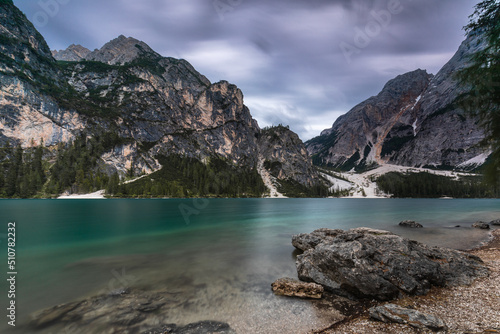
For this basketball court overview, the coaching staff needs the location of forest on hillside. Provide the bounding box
[376,171,499,198]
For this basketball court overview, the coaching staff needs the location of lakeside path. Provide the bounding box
[316,228,500,334]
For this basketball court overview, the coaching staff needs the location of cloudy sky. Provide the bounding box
[14,0,478,140]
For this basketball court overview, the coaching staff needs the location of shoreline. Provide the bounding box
[316,228,500,333]
[57,190,106,199]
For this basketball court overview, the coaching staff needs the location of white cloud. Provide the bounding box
[181,40,271,83]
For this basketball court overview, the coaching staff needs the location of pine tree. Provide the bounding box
[457,0,500,187]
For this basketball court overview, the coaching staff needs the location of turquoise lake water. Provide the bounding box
[0,199,499,333]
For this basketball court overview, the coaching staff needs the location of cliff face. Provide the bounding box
[0,3,85,147]
[307,34,487,170]
[0,2,319,190]
[258,126,318,187]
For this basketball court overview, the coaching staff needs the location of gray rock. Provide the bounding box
[294,228,489,301]
[30,289,237,333]
[142,321,236,334]
[52,44,91,61]
[370,304,447,331]
[292,228,344,251]
[399,220,423,228]
[271,277,324,299]
[472,221,490,229]
[84,35,159,65]
[258,126,320,187]
[490,219,500,226]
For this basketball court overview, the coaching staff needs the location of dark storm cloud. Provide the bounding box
[14,0,478,140]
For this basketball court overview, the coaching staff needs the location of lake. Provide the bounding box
[0,199,499,333]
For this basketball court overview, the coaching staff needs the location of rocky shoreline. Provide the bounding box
[309,228,500,334]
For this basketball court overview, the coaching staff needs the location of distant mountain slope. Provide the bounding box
[0,1,322,197]
[307,34,487,170]
[52,44,91,61]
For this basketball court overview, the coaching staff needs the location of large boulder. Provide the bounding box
[294,228,488,301]
[490,219,500,226]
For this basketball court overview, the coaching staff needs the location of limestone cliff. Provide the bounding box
[0,1,320,192]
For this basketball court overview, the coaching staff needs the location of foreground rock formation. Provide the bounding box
[293,228,489,301]
[328,228,500,334]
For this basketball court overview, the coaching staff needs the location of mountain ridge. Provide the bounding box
[0,2,323,197]
[307,33,488,171]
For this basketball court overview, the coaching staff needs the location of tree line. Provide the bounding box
[376,172,499,198]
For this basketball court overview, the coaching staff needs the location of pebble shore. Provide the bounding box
[315,228,500,334]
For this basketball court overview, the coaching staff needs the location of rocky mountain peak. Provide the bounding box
[378,69,432,101]
[85,35,159,65]
[52,44,91,61]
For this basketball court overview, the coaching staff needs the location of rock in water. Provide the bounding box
[142,321,235,334]
[30,289,236,333]
[370,304,447,331]
[293,228,488,300]
[472,221,490,229]
[271,277,324,299]
[399,220,423,228]
[490,219,500,226]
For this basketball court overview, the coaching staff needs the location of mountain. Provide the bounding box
[52,44,91,61]
[0,1,321,197]
[307,34,487,170]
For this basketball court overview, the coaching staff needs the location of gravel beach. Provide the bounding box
[316,228,500,334]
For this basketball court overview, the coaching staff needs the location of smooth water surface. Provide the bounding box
[0,199,498,333]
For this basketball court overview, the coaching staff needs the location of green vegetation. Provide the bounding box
[45,133,130,195]
[0,133,135,198]
[117,155,267,198]
[0,0,14,6]
[0,143,45,198]
[456,0,500,188]
[376,172,499,198]
[275,177,329,198]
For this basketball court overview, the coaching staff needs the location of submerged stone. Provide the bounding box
[399,220,423,228]
[472,221,490,229]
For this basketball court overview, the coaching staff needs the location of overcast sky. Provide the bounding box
[14,0,478,140]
